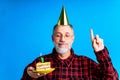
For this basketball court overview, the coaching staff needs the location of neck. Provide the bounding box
[58,51,71,60]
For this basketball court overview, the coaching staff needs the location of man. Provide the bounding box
[21,7,118,80]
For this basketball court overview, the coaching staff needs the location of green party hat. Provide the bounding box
[57,6,69,25]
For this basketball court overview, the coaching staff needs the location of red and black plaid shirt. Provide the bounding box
[21,47,118,80]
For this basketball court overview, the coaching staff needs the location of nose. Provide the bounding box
[60,36,65,41]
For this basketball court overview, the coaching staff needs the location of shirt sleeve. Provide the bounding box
[95,47,119,80]
[21,60,38,80]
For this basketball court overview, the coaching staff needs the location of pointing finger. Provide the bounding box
[90,29,94,41]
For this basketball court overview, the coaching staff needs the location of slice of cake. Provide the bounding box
[36,62,50,71]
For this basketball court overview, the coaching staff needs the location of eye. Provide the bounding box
[55,34,61,37]
[56,34,60,37]
[65,34,71,37]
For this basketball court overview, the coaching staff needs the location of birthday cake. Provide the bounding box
[33,57,55,74]
[36,62,51,71]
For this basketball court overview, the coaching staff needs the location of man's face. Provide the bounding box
[52,25,74,54]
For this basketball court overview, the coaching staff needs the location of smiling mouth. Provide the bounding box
[58,43,67,47]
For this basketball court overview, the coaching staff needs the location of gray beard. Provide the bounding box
[54,42,72,54]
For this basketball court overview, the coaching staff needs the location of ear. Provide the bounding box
[72,35,75,41]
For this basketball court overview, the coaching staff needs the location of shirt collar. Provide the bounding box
[52,48,75,67]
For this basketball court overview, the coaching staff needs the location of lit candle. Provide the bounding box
[40,52,44,63]
[41,57,44,63]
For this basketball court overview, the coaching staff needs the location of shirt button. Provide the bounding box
[62,72,65,75]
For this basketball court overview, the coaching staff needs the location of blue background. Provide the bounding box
[0,0,120,80]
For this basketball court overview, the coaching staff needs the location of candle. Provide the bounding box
[41,57,44,63]
[40,52,44,63]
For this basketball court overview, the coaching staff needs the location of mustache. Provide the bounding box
[58,42,67,45]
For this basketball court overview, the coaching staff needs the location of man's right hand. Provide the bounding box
[27,66,45,78]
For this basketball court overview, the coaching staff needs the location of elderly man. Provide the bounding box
[21,7,118,80]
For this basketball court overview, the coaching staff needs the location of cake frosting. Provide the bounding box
[36,62,50,71]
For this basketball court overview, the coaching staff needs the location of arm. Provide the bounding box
[21,58,45,80]
[21,64,38,80]
[95,47,118,80]
[90,29,119,80]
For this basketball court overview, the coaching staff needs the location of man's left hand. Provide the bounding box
[90,29,104,52]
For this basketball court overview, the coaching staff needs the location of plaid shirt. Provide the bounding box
[21,47,118,80]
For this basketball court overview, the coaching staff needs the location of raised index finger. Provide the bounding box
[90,29,94,41]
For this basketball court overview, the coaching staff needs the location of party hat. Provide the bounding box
[57,6,69,25]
